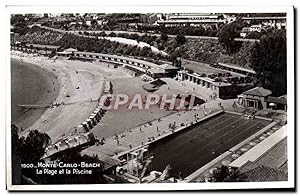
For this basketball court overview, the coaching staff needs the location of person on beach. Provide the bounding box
[114,134,119,140]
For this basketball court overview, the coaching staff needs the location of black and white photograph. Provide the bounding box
[5,5,295,191]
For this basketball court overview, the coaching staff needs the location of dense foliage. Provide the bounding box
[211,165,247,182]
[218,20,246,54]
[12,125,51,163]
[54,33,163,59]
[11,15,29,35]
[250,29,287,96]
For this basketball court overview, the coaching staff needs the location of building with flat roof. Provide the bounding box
[140,13,158,24]
[211,62,256,77]
[157,13,225,27]
[240,24,263,38]
[241,16,286,30]
[177,70,253,99]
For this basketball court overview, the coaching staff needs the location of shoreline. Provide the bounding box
[10,50,131,142]
[11,56,61,129]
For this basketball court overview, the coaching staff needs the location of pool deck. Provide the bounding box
[229,125,287,168]
[82,99,224,158]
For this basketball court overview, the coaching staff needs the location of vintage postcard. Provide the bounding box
[6,5,295,191]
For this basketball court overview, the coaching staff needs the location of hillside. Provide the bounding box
[16,27,254,68]
[17,27,64,45]
[176,39,254,68]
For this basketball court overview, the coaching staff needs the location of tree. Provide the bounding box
[218,21,244,54]
[11,16,28,35]
[211,166,246,182]
[90,19,98,26]
[108,32,117,37]
[247,31,262,39]
[175,34,186,46]
[250,29,286,96]
[17,129,51,163]
[161,33,168,43]
[140,46,152,57]
[11,125,51,184]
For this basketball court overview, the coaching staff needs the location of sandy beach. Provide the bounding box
[11,51,132,142]
[11,58,60,127]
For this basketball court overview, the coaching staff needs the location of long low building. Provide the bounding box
[11,43,61,54]
[157,19,226,27]
[213,62,256,77]
[11,44,179,78]
[57,50,179,78]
